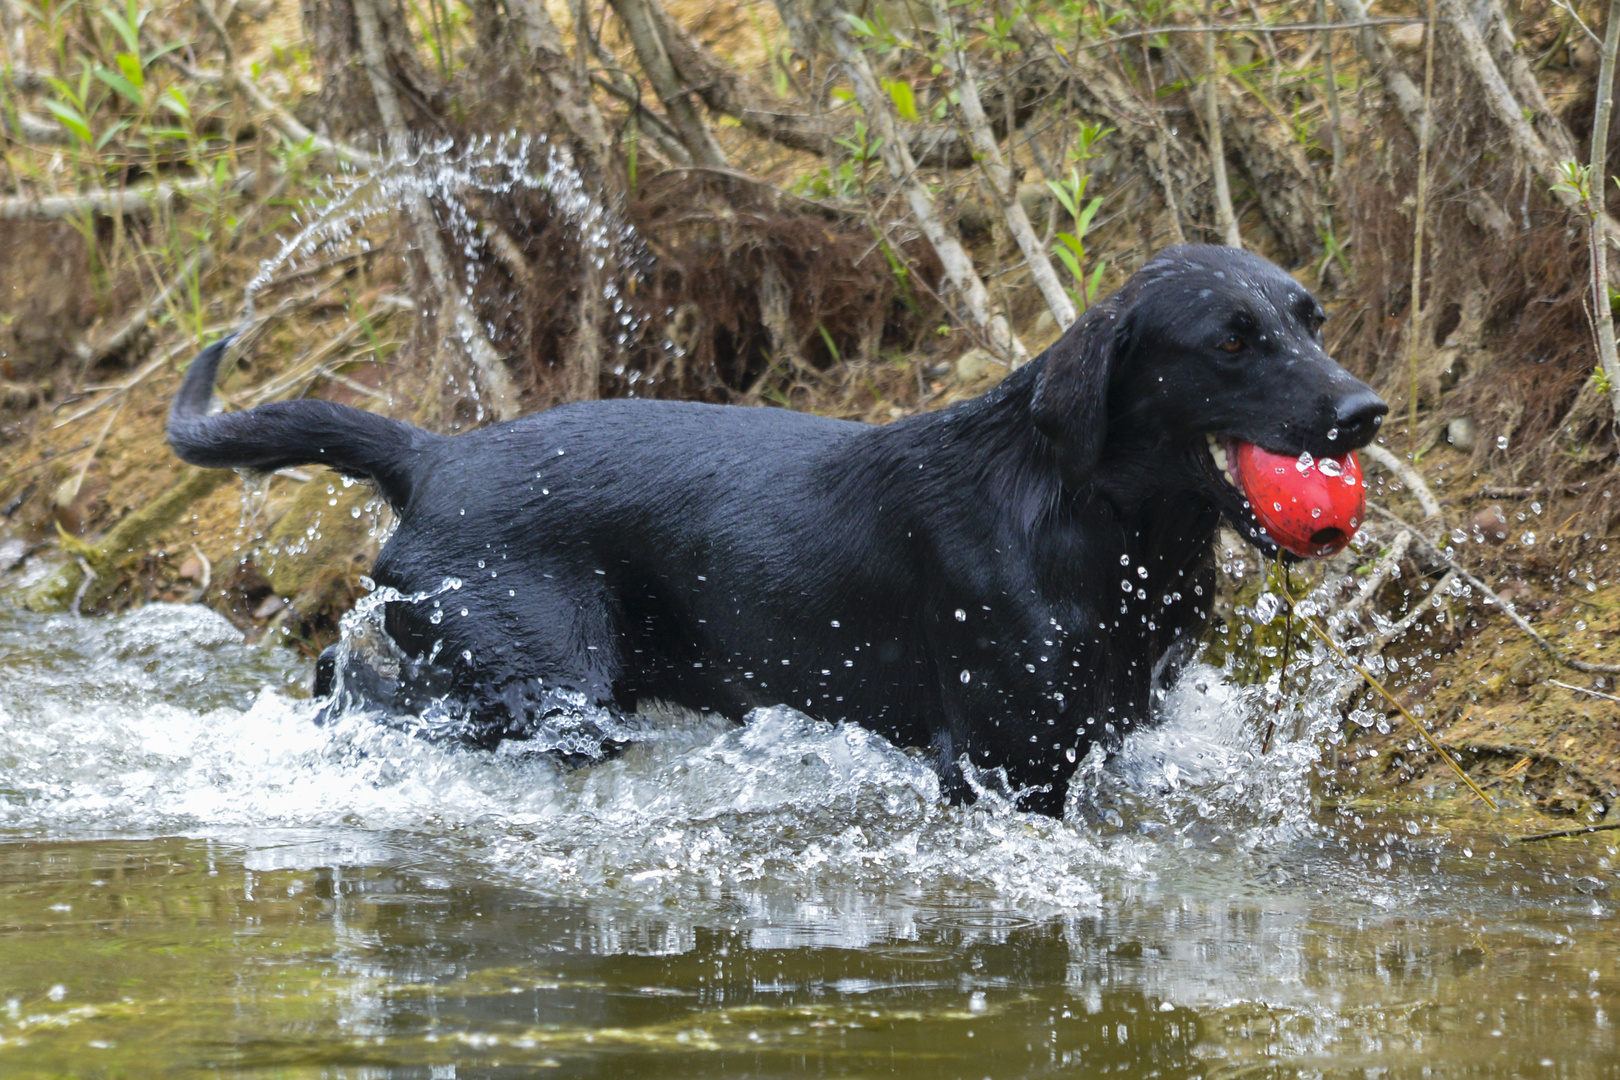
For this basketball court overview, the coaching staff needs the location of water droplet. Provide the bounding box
[954,609,967,622]
[960,669,971,683]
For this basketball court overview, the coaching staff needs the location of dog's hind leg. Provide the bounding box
[359,566,638,750]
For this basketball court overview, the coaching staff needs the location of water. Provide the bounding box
[1,601,1618,1077]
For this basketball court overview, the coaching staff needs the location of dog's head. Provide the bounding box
[1030,244,1387,552]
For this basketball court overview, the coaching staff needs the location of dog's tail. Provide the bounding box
[167,337,437,510]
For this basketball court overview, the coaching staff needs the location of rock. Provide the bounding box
[1017,181,1054,221]
[253,594,287,621]
[1473,505,1509,544]
[0,538,25,573]
[1446,416,1477,452]
[1508,655,1539,687]
[1388,23,1426,53]
[261,479,380,614]
[954,348,995,384]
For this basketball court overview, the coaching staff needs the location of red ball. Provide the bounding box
[1231,442,1365,558]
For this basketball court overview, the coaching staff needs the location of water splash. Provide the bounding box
[240,134,650,371]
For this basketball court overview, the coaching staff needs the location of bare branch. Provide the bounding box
[352,0,519,419]
[1204,0,1241,248]
[930,0,1074,329]
[823,3,1024,363]
[1587,0,1620,432]
[0,172,252,221]
[607,0,728,168]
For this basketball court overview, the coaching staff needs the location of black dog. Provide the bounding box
[168,245,1385,816]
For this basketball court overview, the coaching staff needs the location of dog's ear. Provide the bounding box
[1029,297,1127,488]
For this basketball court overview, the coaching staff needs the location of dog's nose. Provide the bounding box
[1330,389,1388,448]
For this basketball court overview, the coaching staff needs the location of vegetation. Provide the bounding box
[3,0,1620,817]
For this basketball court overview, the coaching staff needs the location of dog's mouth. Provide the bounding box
[1193,434,1364,558]
[1195,434,1277,554]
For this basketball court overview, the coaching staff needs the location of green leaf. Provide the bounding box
[816,322,843,364]
[115,51,144,91]
[1055,232,1086,259]
[94,65,143,107]
[884,78,919,123]
[1052,244,1083,284]
[842,11,875,36]
[142,41,185,67]
[44,99,92,144]
[160,85,189,117]
[1086,259,1108,302]
[93,117,129,150]
[1074,195,1104,238]
[1045,178,1077,219]
[100,4,139,53]
[44,75,81,109]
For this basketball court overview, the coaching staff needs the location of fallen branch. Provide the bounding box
[1203,0,1242,247]
[508,0,614,167]
[1437,0,1600,222]
[1477,0,1580,165]
[1361,442,1443,519]
[0,105,67,144]
[213,65,376,168]
[607,0,728,169]
[0,171,251,221]
[1082,16,1429,46]
[1513,821,1620,842]
[1549,678,1620,704]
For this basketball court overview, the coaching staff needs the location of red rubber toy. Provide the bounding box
[1230,442,1365,558]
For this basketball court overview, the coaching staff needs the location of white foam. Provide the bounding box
[0,604,1353,919]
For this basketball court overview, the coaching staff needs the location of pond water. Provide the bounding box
[0,601,1616,1078]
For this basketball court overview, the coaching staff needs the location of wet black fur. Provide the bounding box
[169,245,1385,816]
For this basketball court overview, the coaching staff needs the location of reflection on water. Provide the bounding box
[0,602,1617,1077]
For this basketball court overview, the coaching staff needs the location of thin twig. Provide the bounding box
[1361,442,1443,519]
[74,248,211,366]
[1586,0,1620,434]
[1406,0,1437,449]
[1546,0,1603,47]
[1549,679,1620,704]
[1513,822,1620,842]
[0,442,92,486]
[1082,16,1428,48]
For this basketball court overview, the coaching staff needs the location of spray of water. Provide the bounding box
[0,578,1367,920]
[240,134,649,370]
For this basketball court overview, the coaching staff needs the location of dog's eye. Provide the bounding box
[1217,335,1244,354]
